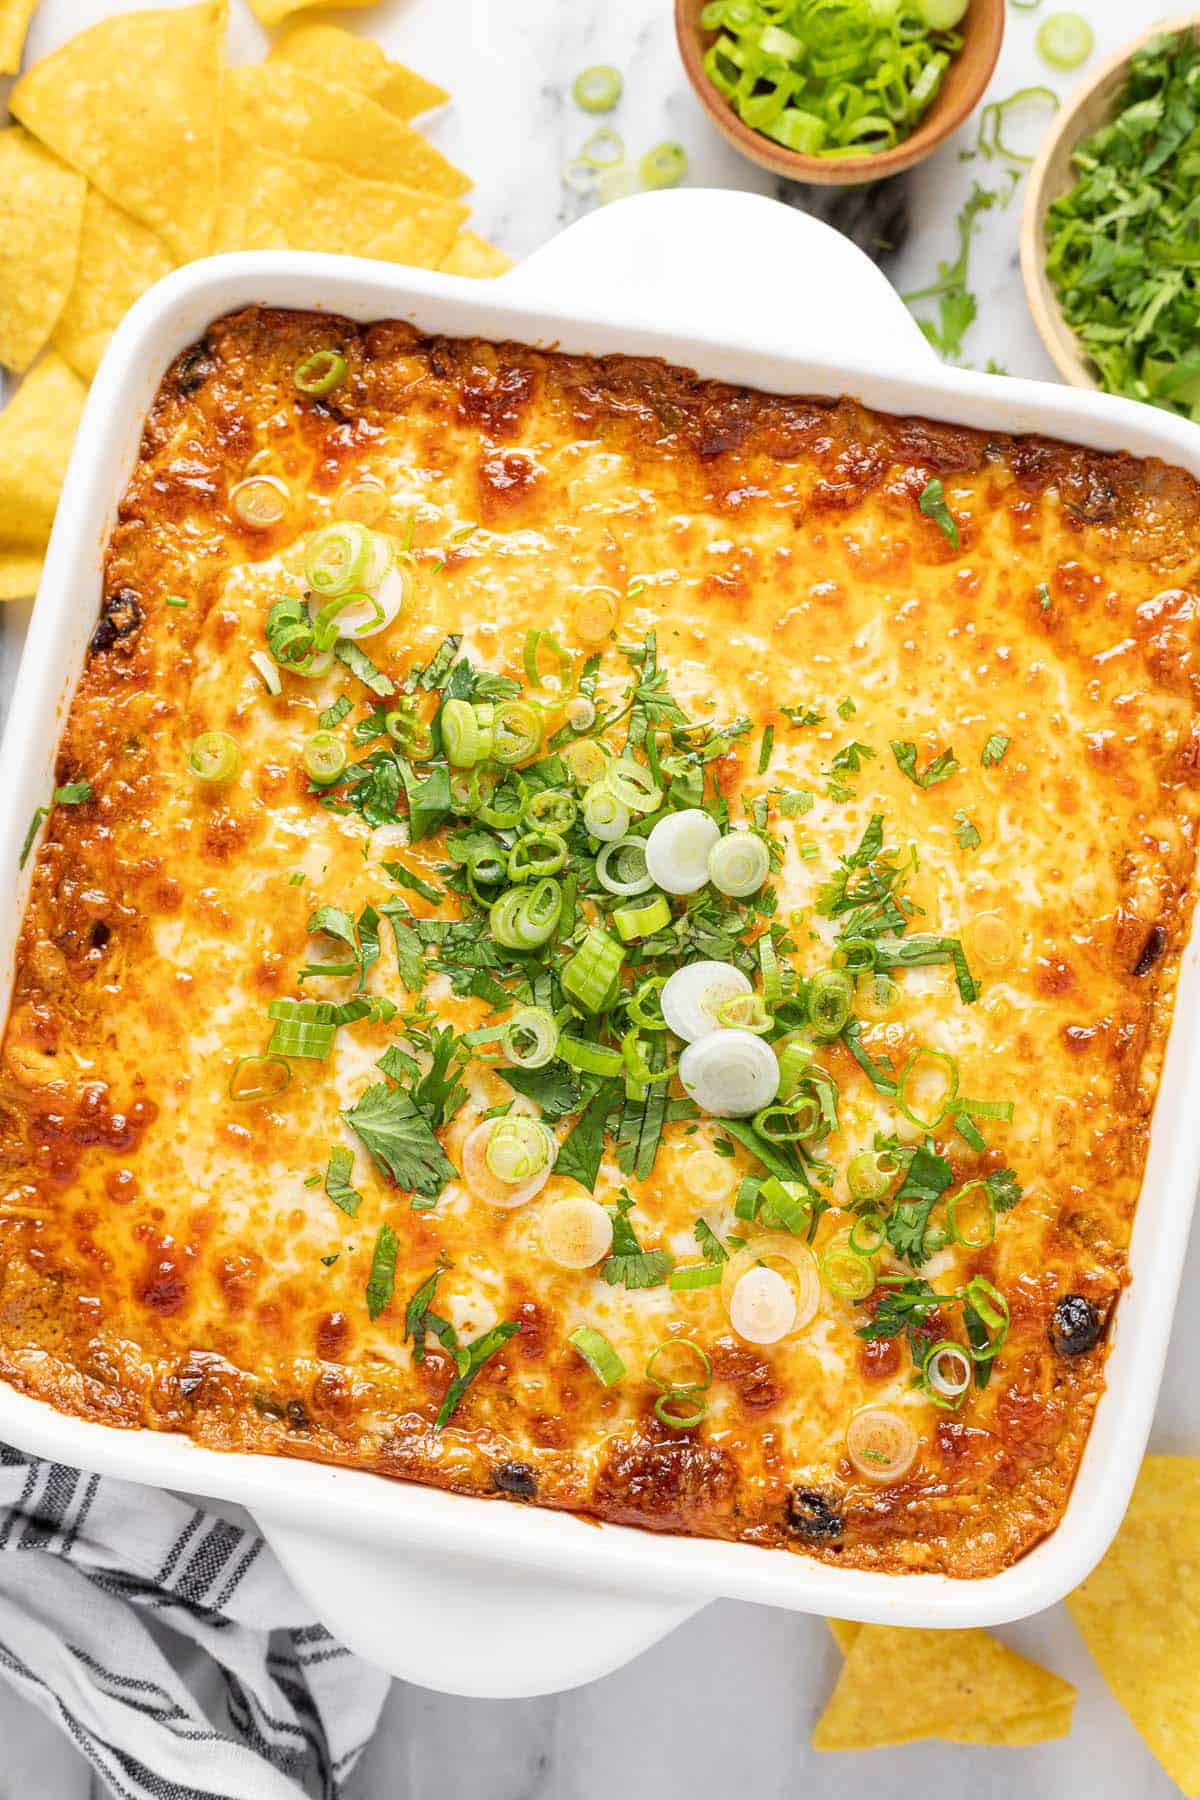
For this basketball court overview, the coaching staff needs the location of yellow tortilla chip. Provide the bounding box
[1068,1456,1200,1795]
[0,128,85,374]
[0,0,38,75]
[249,0,376,23]
[53,189,175,383]
[813,1624,1076,1750]
[826,1618,860,1655]
[226,64,469,202]
[0,352,87,555]
[216,139,467,267]
[440,231,513,279]
[0,553,43,601]
[268,22,449,120]
[10,1,225,262]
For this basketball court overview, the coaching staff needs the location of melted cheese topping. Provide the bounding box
[3,309,1200,1577]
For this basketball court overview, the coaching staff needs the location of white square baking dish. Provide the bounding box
[3,189,1199,1699]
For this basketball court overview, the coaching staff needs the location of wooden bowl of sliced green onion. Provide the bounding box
[1021,17,1200,407]
[675,0,1005,185]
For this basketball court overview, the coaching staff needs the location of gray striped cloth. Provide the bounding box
[0,1444,390,1800]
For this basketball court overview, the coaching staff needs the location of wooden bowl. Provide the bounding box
[675,0,1005,187]
[1021,16,1200,389]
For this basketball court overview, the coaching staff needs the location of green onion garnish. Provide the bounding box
[294,348,348,397]
[267,998,337,1061]
[896,1046,960,1131]
[559,1035,625,1078]
[250,649,281,694]
[1036,11,1094,70]
[805,968,854,1039]
[640,141,688,190]
[165,593,187,609]
[573,64,622,113]
[490,878,562,950]
[668,1264,724,1292]
[187,730,241,785]
[613,894,671,943]
[491,700,543,766]
[561,926,624,1012]
[302,731,347,787]
[569,1325,625,1386]
[820,1238,876,1302]
[500,1005,559,1070]
[645,1338,711,1394]
[228,1054,291,1102]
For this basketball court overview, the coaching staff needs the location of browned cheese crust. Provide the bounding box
[3,306,1200,1576]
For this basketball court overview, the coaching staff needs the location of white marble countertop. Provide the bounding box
[1,2,1196,1796]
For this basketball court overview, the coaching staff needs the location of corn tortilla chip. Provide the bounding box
[0,0,37,75]
[53,189,175,383]
[0,352,86,554]
[226,64,468,202]
[216,138,467,267]
[0,553,43,601]
[269,23,449,120]
[813,1624,1076,1750]
[249,0,376,23]
[10,1,225,262]
[1068,1456,1200,1795]
[0,128,85,374]
[440,231,513,279]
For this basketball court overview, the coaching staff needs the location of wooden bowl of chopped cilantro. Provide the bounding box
[1023,20,1200,411]
[676,0,1005,184]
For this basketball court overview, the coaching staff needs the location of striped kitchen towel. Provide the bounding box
[0,1445,391,1800]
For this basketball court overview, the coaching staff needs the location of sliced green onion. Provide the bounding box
[640,141,688,190]
[249,649,281,695]
[849,1212,887,1256]
[757,1176,813,1236]
[562,926,624,1012]
[563,738,610,787]
[668,1263,725,1292]
[569,1324,625,1385]
[847,1147,898,1203]
[716,992,772,1034]
[492,701,543,766]
[267,998,337,1061]
[833,935,877,976]
[776,1038,815,1098]
[964,1275,1010,1360]
[977,86,1059,164]
[806,968,853,1039]
[490,878,563,950]
[759,934,781,1006]
[581,126,624,168]
[523,628,573,700]
[228,1054,291,1101]
[821,1237,875,1301]
[948,1180,997,1249]
[559,1035,624,1077]
[527,788,578,833]
[165,593,188,609]
[596,835,653,896]
[653,1391,706,1428]
[441,697,483,767]
[708,831,770,898]
[294,348,348,396]
[1036,12,1093,69]
[958,1095,1015,1122]
[922,1338,973,1408]
[501,1005,559,1069]
[302,731,347,786]
[508,829,568,881]
[613,894,671,942]
[305,521,372,598]
[386,702,435,761]
[606,756,662,814]
[915,0,968,25]
[230,474,289,530]
[187,730,241,785]
[565,696,596,732]
[754,1098,817,1143]
[582,782,631,842]
[897,1047,960,1131]
[627,975,667,1031]
[475,773,528,830]
[573,64,622,112]
[645,1339,711,1394]
[486,1115,552,1183]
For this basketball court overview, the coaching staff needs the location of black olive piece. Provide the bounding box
[89,589,143,655]
[493,1460,538,1500]
[1132,925,1167,977]
[786,1486,844,1541]
[175,340,214,395]
[1050,1294,1105,1357]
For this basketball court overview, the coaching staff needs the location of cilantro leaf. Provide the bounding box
[434,1319,520,1429]
[500,1062,581,1119]
[555,1083,616,1191]
[890,740,961,789]
[365,1223,398,1320]
[917,478,959,548]
[986,1168,1023,1213]
[398,759,453,841]
[403,1260,462,1367]
[602,1191,673,1290]
[383,860,442,903]
[694,1218,728,1264]
[343,1081,457,1200]
[335,639,394,697]
[981,732,1010,767]
[884,1143,954,1265]
[324,1146,363,1218]
[782,703,824,727]
[954,809,981,850]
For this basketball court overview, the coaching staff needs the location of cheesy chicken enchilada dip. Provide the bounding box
[3,306,1199,1577]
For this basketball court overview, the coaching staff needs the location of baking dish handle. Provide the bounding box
[501,187,934,371]
[253,1513,704,1699]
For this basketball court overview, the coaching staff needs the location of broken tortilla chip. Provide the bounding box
[0,553,43,601]
[440,231,513,279]
[226,63,469,202]
[268,22,449,120]
[0,127,85,374]
[249,0,377,23]
[814,1623,1076,1750]
[216,138,467,267]
[0,0,38,75]
[53,189,175,383]
[1068,1456,1200,1796]
[10,1,225,262]
[0,352,86,559]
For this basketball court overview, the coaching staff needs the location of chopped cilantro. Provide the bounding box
[602,1191,673,1290]
[365,1222,399,1320]
[981,732,1010,768]
[324,1146,363,1218]
[891,740,960,789]
[917,478,960,548]
[343,1081,457,1202]
[954,810,981,851]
